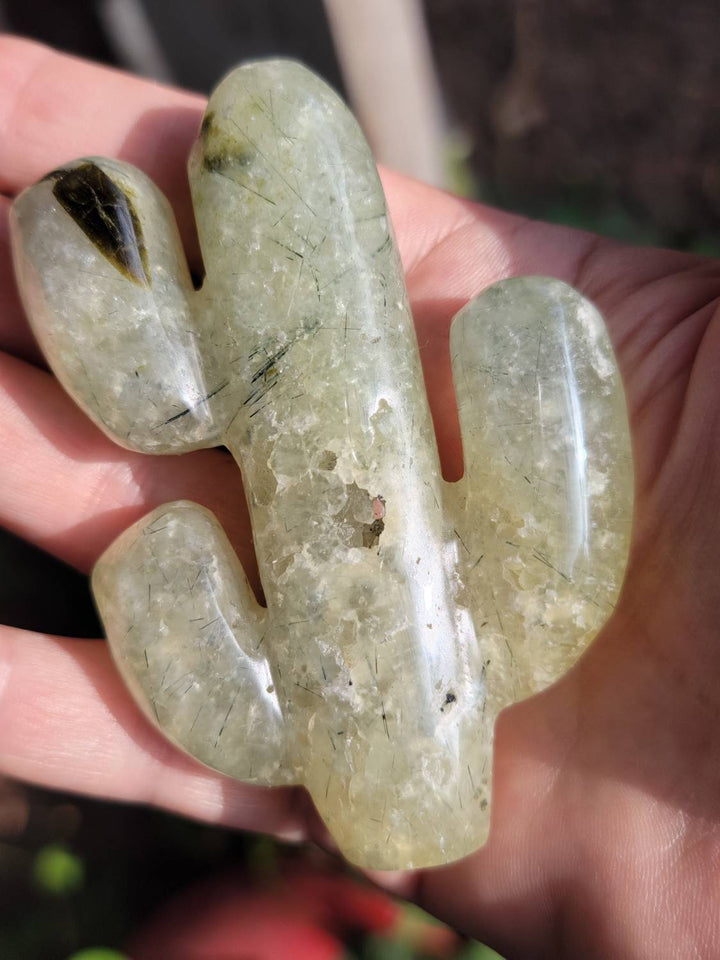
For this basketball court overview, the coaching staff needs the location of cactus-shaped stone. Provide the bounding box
[10,60,633,869]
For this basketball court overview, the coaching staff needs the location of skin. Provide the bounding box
[1,35,720,959]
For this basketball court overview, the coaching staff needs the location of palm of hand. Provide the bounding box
[1,36,719,959]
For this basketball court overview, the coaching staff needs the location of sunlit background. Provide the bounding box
[2,1,720,956]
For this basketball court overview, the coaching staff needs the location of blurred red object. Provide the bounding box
[131,862,402,960]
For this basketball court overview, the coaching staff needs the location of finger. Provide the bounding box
[0,36,204,365]
[0,350,259,586]
[0,624,306,841]
[0,39,609,320]
[0,35,204,348]
[0,38,451,270]
[0,36,203,215]
[0,38,505,369]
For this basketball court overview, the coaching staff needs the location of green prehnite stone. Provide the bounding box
[10,61,632,869]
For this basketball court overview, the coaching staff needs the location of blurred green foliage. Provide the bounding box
[33,845,84,896]
[66,951,128,960]
[361,935,418,960]
[456,942,505,959]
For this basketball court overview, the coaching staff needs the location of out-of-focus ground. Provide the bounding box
[2,1,720,956]
[426,0,720,250]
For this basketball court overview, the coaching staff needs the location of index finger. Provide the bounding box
[0,35,204,256]
[0,37,203,197]
[0,36,483,367]
[0,36,476,269]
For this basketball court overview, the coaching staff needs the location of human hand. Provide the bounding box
[1,36,719,959]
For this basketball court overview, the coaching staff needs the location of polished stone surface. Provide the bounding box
[11,61,633,869]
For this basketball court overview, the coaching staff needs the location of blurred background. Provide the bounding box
[2,0,720,956]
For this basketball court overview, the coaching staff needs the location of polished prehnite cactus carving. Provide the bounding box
[10,60,633,869]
